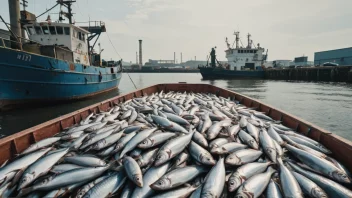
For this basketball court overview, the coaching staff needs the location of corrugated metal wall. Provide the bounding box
[314,47,352,66]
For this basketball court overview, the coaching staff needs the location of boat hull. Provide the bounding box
[1,83,352,173]
[0,47,122,110]
[199,67,264,79]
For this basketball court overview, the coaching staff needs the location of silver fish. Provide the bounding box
[51,164,83,174]
[285,144,351,183]
[246,122,259,142]
[211,142,248,155]
[235,167,276,198]
[138,132,176,149]
[64,156,106,167]
[121,109,132,119]
[124,156,143,187]
[83,171,126,198]
[154,131,194,166]
[163,112,190,126]
[288,162,352,198]
[259,128,277,163]
[292,171,328,198]
[120,128,158,158]
[192,131,208,148]
[151,185,198,198]
[151,115,188,133]
[225,149,263,166]
[277,158,303,198]
[114,132,137,153]
[201,157,226,198]
[151,166,206,190]
[137,148,159,168]
[20,165,112,195]
[131,162,170,198]
[200,113,212,133]
[209,138,229,150]
[84,122,107,132]
[91,130,124,150]
[75,175,110,198]
[188,141,216,165]
[18,148,70,189]
[268,125,284,145]
[21,137,60,155]
[128,110,138,124]
[266,179,283,198]
[0,148,51,186]
[238,130,259,150]
[228,161,272,192]
[120,181,135,198]
[239,116,248,128]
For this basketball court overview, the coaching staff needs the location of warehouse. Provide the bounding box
[314,47,352,66]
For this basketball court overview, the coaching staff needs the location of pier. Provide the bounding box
[264,66,352,83]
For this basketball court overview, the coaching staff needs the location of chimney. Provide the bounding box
[181,52,183,63]
[8,0,22,44]
[174,52,176,64]
[139,40,143,67]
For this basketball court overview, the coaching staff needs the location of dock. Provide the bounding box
[264,66,352,83]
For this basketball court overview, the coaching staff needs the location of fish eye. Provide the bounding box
[230,181,234,185]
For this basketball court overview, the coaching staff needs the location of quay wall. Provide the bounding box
[264,66,352,82]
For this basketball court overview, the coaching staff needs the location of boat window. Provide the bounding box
[82,33,85,41]
[27,26,35,35]
[49,26,56,35]
[56,26,63,35]
[78,32,82,40]
[64,27,70,35]
[42,26,49,34]
[34,26,42,34]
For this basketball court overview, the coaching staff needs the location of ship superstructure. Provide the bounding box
[225,32,268,71]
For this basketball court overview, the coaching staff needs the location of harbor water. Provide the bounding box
[0,73,351,141]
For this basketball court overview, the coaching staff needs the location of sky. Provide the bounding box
[1,0,352,63]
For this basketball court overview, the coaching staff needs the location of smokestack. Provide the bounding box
[195,56,196,61]
[139,40,143,67]
[174,52,176,64]
[136,51,138,65]
[181,53,182,63]
[8,0,21,43]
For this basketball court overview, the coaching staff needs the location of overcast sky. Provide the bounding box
[1,0,352,63]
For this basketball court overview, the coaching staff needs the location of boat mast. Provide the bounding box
[57,0,76,24]
[247,33,251,49]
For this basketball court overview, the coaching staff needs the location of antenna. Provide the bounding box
[21,0,28,11]
[57,0,76,24]
[234,31,240,49]
[247,33,251,48]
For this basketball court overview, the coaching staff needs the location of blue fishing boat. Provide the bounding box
[0,0,122,110]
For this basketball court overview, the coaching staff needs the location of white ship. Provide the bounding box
[225,32,268,71]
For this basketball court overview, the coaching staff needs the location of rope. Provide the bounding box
[106,31,138,90]
[36,3,59,19]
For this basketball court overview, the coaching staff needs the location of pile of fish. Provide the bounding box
[1,91,352,198]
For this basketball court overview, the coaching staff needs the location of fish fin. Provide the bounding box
[18,186,35,196]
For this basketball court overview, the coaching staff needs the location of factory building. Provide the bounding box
[294,56,313,67]
[314,47,352,66]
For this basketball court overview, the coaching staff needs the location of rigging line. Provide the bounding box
[36,3,59,18]
[106,31,138,90]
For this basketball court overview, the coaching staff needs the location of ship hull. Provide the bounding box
[199,67,264,79]
[0,47,122,110]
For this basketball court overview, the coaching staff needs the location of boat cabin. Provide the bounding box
[225,47,265,71]
[23,22,90,65]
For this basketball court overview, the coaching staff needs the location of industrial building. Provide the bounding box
[294,56,313,66]
[314,47,352,66]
